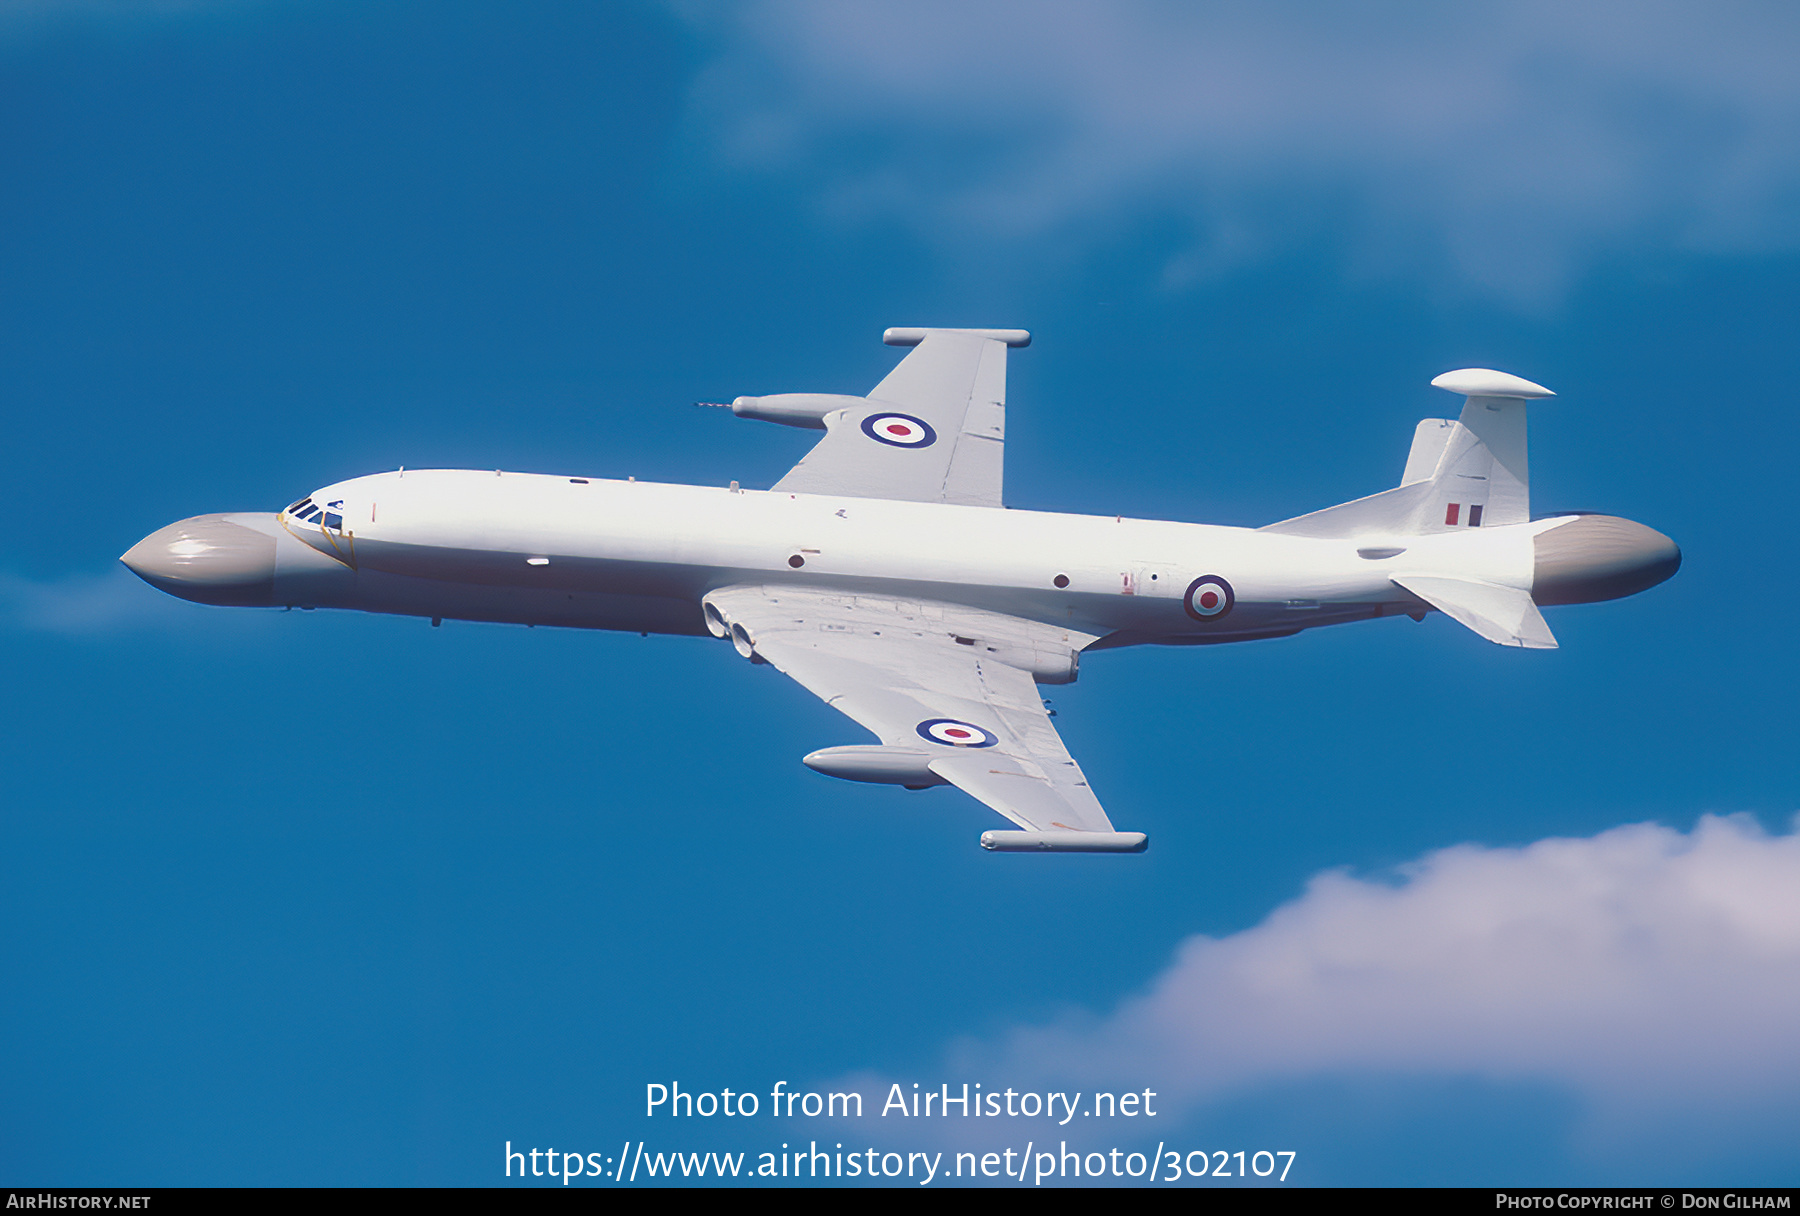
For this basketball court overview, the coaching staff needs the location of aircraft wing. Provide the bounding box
[704,585,1146,850]
[771,330,1015,507]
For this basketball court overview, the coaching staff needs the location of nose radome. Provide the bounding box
[121,514,277,607]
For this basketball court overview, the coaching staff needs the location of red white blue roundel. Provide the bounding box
[916,718,998,748]
[861,412,937,448]
[1184,574,1235,621]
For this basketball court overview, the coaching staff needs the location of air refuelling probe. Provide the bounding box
[123,329,1680,852]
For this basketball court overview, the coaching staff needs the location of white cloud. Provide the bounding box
[954,815,1800,1146]
[677,1,1800,301]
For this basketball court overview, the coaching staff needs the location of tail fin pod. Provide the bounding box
[1430,368,1551,527]
[1262,368,1553,539]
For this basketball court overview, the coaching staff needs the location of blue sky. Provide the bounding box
[3,0,1798,1187]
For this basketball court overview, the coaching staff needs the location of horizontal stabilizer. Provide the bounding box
[979,830,1148,853]
[1392,574,1558,649]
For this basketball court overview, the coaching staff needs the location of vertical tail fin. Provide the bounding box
[1427,367,1550,528]
[1262,368,1554,539]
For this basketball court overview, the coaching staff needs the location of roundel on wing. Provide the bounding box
[861,412,937,448]
[916,718,998,748]
[1183,574,1236,622]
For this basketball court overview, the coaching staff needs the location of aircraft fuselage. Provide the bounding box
[122,466,1665,650]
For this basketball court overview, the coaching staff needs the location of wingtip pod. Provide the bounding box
[1430,368,1555,399]
[883,327,1031,348]
[979,830,1148,853]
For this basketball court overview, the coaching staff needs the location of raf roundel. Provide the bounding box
[861,412,937,448]
[916,718,998,748]
[1183,574,1236,622]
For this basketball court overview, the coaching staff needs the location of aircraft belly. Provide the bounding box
[348,569,708,634]
[338,536,1401,640]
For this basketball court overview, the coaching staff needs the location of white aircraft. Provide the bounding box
[122,328,1679,852]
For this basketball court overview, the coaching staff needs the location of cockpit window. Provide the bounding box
[285,493,349,536]
[284,497,336,527]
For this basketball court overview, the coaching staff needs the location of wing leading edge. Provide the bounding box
[701,585,1147,852]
